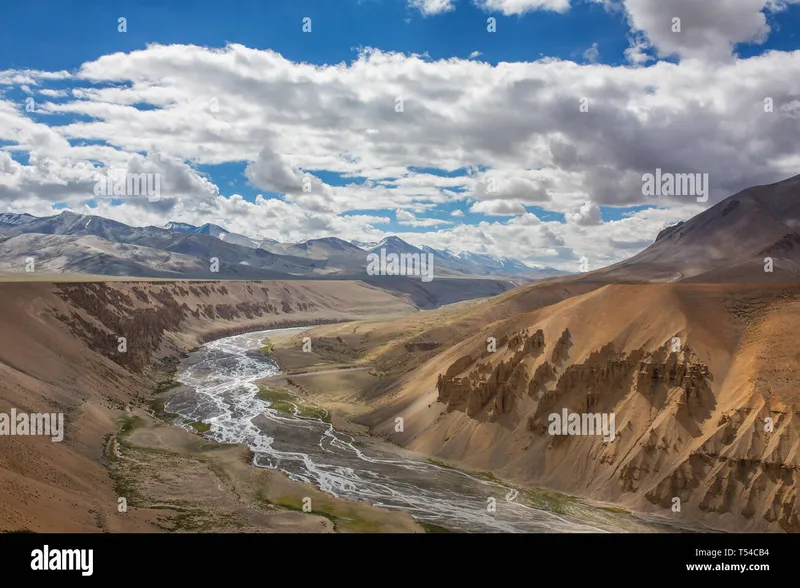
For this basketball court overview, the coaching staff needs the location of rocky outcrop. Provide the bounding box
[436,328,546,419]
[527,361,555,399]
[634,347,712,412]
[51,281,368,373]
[433,321,800,532]
[551,328,572,364]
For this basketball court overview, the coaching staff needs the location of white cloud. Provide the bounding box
[469,51,483,59]
[0,69,71,86]
[618,0,775,62]
[583,42,600,63]
[474,0,572,15]
[565,201,602,226]
[38,89,69,98]
[469,200,526,215]
[396,208,453,226]
[624,33,654,65]
[1,41,799,268]
[409,0,456,15]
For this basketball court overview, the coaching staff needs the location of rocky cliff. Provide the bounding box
[365,282,800,533]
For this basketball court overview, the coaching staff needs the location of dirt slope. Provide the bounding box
[0,280,415,532]
[326,283,800,532]
[593,174,800,282]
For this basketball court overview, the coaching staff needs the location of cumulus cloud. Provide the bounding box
[409,0,456,15]
[396,208,453,226]
[624,33,655,65]
[245,146,327,196]
[469,200,526,215]
[566,201,602,225]
[612,0,793,62]
[474,0,572,15]
[1,39,799,269]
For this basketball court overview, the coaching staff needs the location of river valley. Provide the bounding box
[163,328,702,533]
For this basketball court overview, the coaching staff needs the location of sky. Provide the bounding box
[1,0,799,271]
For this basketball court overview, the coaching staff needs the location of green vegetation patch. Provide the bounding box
[149,397,180,421]
[274,496,387,532]
[189,421,211,433]
[521,487,577,515]
[419,522,453,533]
[257,386,292,402]
[155,380,182,394]
[275,496,339,530]
[427,458,459,470]
[598,506,629,514]
[253,489,276,511]
[118,415,146,437]
[258,385,331,423]
[260,339,274,355]
[474,470,504,484]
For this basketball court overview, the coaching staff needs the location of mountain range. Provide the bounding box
[2,175,800,535]
[0,211,568,281]
[2,173,799,285]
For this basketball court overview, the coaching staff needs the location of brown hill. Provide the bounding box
[273,175,800,532]
[326,282,798,532]
[0,280,417,532]
[592,173,800,283]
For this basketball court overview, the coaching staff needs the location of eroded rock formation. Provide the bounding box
[436,329,546,419]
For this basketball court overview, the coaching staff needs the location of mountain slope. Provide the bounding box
[0,211,552,281]
[0,279,417,531]
[594,174,800,283]
[353,282,800,532]
[0,211,325,277]
[282,173,800,532]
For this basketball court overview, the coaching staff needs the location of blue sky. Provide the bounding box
[1,0,800,268]
[2,0,630,70]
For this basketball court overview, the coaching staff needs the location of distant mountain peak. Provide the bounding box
[194,223,229,236]
[350,239,379,250]
[164,221,198,233]
[0,212,36,226]
[164,221,229,238]
[303,236,364,251]
[371,235,421,252]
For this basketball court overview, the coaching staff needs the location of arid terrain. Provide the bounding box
[271,280,800,533]
[1,176,800,533]
[0,279,426,532]
[264,176,800,533]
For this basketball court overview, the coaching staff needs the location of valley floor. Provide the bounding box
[1,279,797,533]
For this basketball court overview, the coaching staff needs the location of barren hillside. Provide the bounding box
[294,282,799,532]
[0,280,415,531]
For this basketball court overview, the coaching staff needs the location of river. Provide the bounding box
[163,328,686,533]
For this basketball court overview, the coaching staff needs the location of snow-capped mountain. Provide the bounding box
[163,221,198,233]
[0,210,570,280]
[0,213,37,227]
[351,239,380,250]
